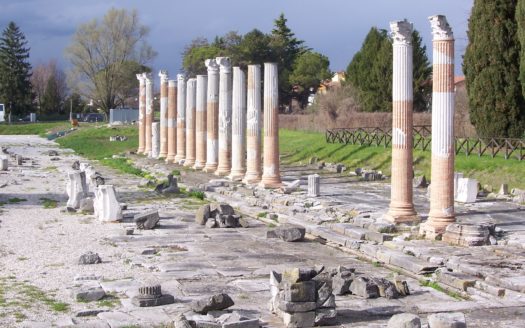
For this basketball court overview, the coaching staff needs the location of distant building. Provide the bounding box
[0,104,4,122]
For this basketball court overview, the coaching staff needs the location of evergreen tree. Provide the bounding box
[0,22,33,117]
[464,0,525,138]
[412,30,432,112]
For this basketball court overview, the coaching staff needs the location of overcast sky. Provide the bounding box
[1,0,472,76]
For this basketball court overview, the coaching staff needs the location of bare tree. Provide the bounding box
[65,8,156,114]
[31,60,68,114]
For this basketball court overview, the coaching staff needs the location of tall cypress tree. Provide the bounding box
[464,0,525,138]
[0,22,33,117]
[516,0,525,113]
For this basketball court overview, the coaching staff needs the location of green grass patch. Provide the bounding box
[40,197,58,209]
[8,198,26,204]
[419,279,464,300]
[171,169,181,176]
[186,190,205,200]
[0,122,70,137]
[279,129,525,190]
[100,158,146,177]
[257,212,268,218]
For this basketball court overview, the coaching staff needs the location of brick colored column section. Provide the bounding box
[385,20,418,223]
[229,67,247,181]
[184,78,197,167]
[260,63,282,189]
[136,73,146,154]
[243,65,262,184]
[158,71,169,158]
[175,74,186,163]
[194,75,208,170]
[421,15,456,238]
[144,73,153,156]
[166,80,177,162]
[216,57,232,176]
[203,59,220,173]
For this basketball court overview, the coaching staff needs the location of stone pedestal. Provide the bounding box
[260,63,282,188]
[194,75,208,170]
[136,73,146,154]
[66,171,88,209]
[203,59,220,173]
[308,174,320,197]
[158,71,169,158]
[421,15,456,238]
[385,20,418,224]
[94,185,122,222]
[216,57,232,176]
[229,67,247,181]
[243,64,262,184]
[150,122,160,158]
[0,155,8,171]
[455,178,477,203]
[184,78,197,167]
[166,80,177,162]
[175,74,186,164]
[144,74,153,156]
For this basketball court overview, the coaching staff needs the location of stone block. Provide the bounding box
[131,293,175,307]
[282,268,316,283]
[349,277,379,298]
[371,278,400,299]
[66,171,88,209]
[442,223,489,247]
[78,252,102,265]
[134,210,160,229]
[206,218,217,228]
[455,178,477,203]
[387,313,421,328]
[315,281,333,304]
[283,281,316,302]
[435,270,476,291]
[210,203,235,216]
[277,299,316,313]
[192,293,235,314]
[267,225,305,242]
[282,311,315,328]
[427,312,466,328]
[343,226,367,240]
[314,308,337,326]
[94,185,122,222]
[73,285,106,302]
[319,294,335,308]
[0,156,8,171]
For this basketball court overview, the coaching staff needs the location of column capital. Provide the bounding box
[177,74,185,83]
[429,15,454,41]
[390,19,413,45]
[205,58,219,73]
[158,70,169,83]
[168,80,176,87]
[216,57,231,73]
[136,73,146,83]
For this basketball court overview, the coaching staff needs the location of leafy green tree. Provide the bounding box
[465,0,525,138]
[237,29,273,66]
[290,51,331,92]
[183,43,221,76]
[0,22,33,117]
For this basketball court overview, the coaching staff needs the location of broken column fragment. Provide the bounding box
[66,171,88,209]
[94,185,122,222]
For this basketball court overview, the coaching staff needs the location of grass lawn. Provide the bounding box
[279,129,525,190]
[0,122,70,137]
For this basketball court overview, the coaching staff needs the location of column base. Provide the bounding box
[165,155,175,163]
[203,164,218,173]
[137,147,145,154]
[193,161,205,170]
[259,176,282,189]
[419,222,446,240]
[159,152,167,159]
[228,170,245,181]
[174,155,185,163]
[215,169,231,177]
[242,173,262,185]
[384,205,419,224]
[184,159,196,167]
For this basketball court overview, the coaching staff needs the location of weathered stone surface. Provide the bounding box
[79,197,94,213]
[66,171,88,209]
[314,308,337,326]
[206,218,217,228]
[331,267,354,295]
[371,278,400,299]
[413,175,428,188]
[277,298,316,313]
[75,309,108,317]
[173,313,193,328]
[266,225,305,242]
[282,311,315,328]
[222,319,260,328]
[282,268,317,283]
[442,223,490,246]
[319,294,335,308]
[134,210,160,230]
[283,281,316,302]
[435,270,476,291]
[387,313,421,328]
[210,203,235,216]
[394,277,410,296]
[78,251,102,265]
[73,285,106,302]
[315,281,333,305]
[131,293,175,307]
[192,293,235,314]
[94,185,122,222]
[455,178,478,203]
[0,156,8,171]
[427,312,466,328]
[196,204,211,225]
[349,276,379,298]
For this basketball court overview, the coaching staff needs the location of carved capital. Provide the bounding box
[158,70,169,83]
[216,57,231,73]
[429,15,454,41]
[390,19,413,45]
[177,73,185,83]
[205,58,219,73]
[136,73,145,82]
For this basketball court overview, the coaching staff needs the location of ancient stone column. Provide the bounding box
[216,57,233,176]
[229,67,247,181]
[166,80,177,162]
[175,74,186,163]
[158,70,169,158]
[136,73,146,154]
[203,59,220,173]
[66,171,88,209]
[144,73,153,156]
[243,65,262,184]
[385,20,418,224]
[151,122,160,158]
[194,75,208,170]
[421,15,456,238]
[94,185,122,222]
[260,63,282,188]
[308,174,320,197]
[184,78,197,167]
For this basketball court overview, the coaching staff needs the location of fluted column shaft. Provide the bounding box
[175,74,186,163]
[194,75,208,170]
[260,63,282,188]
[159,71,169,158]
[243,65,262,184]
[216,57,232,176]
[166,80,177,162]
[423,15,456,238]
[150,122,160,158]
[184,78,197,167]
[136,74,146,154]
[229,67,247,180]
[144,74,153,156]
[386,20,418,223]
[203,59,220,172]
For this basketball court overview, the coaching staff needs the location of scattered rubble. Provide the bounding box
[134,210,160,230]
[78,251,102,265]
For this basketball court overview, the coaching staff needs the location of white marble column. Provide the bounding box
[385,20,418,224]
[158,70,169,158]
[144,73,153,156]
[243,64,262,184]
[260,63,282,188]
[216,57,232,176]
[166,80,177,162]
[150,122,160,158]
[229,67,247,181]
[184,78,197,167]
[194,75,208,170]
[203,59,220,173]
[308,174,320,197]
[175,74,186,163]
[136,73,146,154]
[421,15,456,238]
